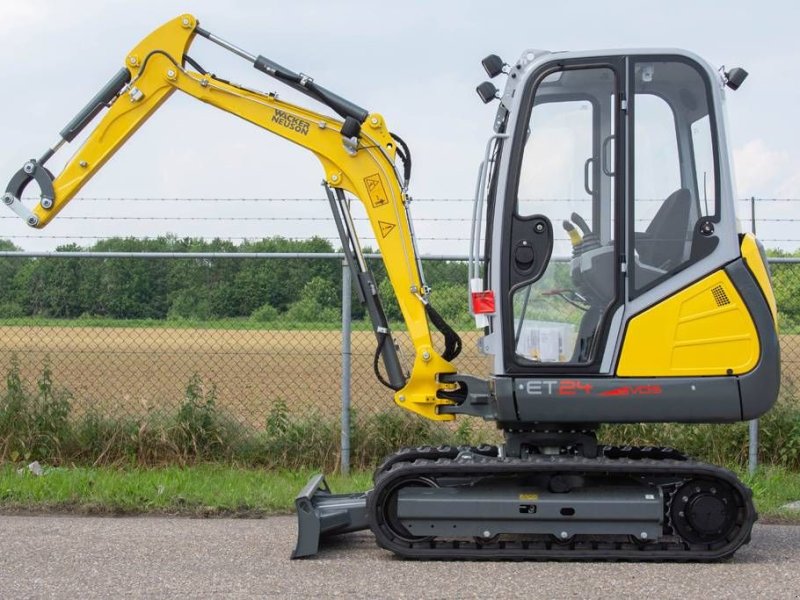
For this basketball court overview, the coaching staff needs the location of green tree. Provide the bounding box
[20,244,86,317]
[428,283,471,328]
[285,276,340,323]
[235,237,338,315]
[0,240,26,317]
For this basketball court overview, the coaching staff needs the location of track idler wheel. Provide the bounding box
[373,476,438,543]
[670,479,738,545]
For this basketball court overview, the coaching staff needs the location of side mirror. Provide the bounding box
[481,54,506,78]
[476,81,499,104]
[724,67,748,90]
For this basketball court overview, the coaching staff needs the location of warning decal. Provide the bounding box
[379,221,396,238]
[364,174,389,208]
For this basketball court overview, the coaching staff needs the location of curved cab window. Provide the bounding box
[631,59,718,293]
[513,67,617,365]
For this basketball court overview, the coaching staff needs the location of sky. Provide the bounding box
[0,0,798,253]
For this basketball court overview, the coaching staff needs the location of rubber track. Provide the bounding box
[373,445,498,481]
[368,452,756,561]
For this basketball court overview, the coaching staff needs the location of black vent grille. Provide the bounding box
[711,285,731,307]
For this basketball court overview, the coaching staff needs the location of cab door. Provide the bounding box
[498,58,625,374]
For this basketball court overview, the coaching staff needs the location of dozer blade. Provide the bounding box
[292,474,370,559]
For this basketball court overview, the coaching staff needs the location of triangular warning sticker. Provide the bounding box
[379,221,396,238]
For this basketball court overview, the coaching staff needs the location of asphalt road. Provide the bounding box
[0,515,798,599]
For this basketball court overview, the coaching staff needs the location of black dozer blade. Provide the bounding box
[292,474,370,559]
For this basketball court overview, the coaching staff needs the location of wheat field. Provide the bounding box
[0,324,795,428]
[0,326,490,426]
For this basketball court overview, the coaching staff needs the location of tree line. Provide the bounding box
[3,236,792,330]
[0,237,471,326]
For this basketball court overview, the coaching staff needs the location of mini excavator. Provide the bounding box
[3,15,779,560]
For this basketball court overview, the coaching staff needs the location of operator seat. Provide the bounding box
[636,188,692,270]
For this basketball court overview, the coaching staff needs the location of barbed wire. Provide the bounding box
[6,234,798,244]
[0,235,484,242]
[2,197,797,246]
[0,215,716,223]
[18,196,798,203]
[0,216,475,222]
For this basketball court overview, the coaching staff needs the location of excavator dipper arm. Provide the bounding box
[2,14,466,422]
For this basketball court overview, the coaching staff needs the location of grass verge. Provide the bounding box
[0,464,797,523]
[742,466,800,523]
[0,464,371,516]
[0,316,378,331]
[0,361,489,471]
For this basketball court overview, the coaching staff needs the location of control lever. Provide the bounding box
[570,212,592,236]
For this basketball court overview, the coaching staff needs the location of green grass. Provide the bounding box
[0,316,376,331]
[742,466,800,522]
[0,464,371,516]
[0,464,797,523]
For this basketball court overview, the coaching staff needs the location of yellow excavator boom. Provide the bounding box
[1,14,459,421]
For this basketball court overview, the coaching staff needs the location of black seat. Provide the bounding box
[636,188,691,270]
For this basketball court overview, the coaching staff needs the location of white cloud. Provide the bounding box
[0,3,41,35]
[777,171,800,198]
[0,0,93,37]
[733,139,799,198]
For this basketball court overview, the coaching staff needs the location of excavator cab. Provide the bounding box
[472,49,779,426]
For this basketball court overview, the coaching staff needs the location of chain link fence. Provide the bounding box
[764,258,800,391]
[0,249,797,469]
[0,252,479,420]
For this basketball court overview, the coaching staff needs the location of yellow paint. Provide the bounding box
[617,270,760,376]
[740,233,777,324]
[26,14,458,421]
[32,14,197,227]
[519,493,539,501]
[566,227,582,246]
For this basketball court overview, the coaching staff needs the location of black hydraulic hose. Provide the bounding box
[374,333,403,391]
[425,303,462,361]
[390,133,412,186]
[183,54,208,75]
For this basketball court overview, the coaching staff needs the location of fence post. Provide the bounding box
[748,420,758,475]
[340,259,352,475]
[748,195,758,475]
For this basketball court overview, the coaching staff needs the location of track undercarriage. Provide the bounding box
[294,439,757,561]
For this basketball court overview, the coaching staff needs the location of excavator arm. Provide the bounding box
[2,14,467,421]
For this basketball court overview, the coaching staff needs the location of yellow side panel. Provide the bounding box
[617,270,759,376]
[740,233,778,324]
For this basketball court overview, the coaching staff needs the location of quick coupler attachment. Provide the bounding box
[3,158,56,227]
[292,474,370,559]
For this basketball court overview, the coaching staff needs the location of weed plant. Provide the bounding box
[1,359,799,472]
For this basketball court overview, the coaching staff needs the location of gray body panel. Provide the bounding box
[489,259,778,425]
[508,375,741,424]
[397,482,662,540]
[731,259,781,418]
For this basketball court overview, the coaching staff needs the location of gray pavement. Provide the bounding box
[0,515,797,599]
